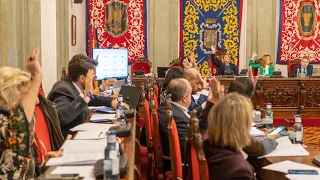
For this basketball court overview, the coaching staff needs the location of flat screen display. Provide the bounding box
[92,48,128,80]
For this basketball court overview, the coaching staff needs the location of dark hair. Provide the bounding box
[228,78,254,98]
[167,78,189,102]
[67,54,98,82]
[161,67,184,93]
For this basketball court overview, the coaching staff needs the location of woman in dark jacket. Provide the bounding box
[204,93,256,180]
[211,46,238,76]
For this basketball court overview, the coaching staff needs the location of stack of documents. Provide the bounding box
[88,106,116,113]
[70,123,115,132]
[89,113,116,123]
[51,166,95,180]
[250,127,266,136]
[46,140,106,166]
[259,136,309,158]
[263,160,320,180]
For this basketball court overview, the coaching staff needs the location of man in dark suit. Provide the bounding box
[290,56,313,77]
[158,78,192,173]
[48,54,117,138]
[183,68,208,115]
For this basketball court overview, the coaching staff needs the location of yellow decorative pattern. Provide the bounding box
[182,0,240,76]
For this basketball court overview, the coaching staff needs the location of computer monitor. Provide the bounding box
[92,48,128,80]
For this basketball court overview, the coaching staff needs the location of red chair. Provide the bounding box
[166,95,183,180]
[288,58,301,76]
[131,57,151,75]
[169,58,183,67]
[188,110,209,180]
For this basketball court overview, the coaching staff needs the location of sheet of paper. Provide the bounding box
[51,166,95,180]
[259,136,309,158]
[250,127,266,136]
[252,122,256,127]
[262,160,320,176]
[70,123,115,132]
[62,139,107,154]
[90,113,116,122]
[46,153,104,166]
[73,130,108,140]
[88,106,106,110]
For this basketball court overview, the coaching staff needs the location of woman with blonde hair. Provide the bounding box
[0,48,43,179]
[249,53,274,76]
[204,93,256,179]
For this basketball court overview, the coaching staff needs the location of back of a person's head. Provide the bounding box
[68,54,97,82]
[228,78,254,98]
[207,93,252,150]
[183,68,198,80]
[162,67,184,91]
[166,78,189,102]
[0,67,31,111]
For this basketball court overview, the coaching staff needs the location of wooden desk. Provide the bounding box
[45,115,137,180]
[248,127,320,180]
[133,77,320,118]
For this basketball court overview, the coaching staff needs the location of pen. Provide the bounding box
[98,131,103,137]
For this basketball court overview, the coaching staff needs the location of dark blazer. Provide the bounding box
[188,94,207,116]
[289,64,313,77]
[158,103,189,172]
[204,140,256,180]
[38,94,65,150]
[47,80,114,138]
[211,54,239,76]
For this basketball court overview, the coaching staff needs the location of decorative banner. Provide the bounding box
[277,0,320,64]
[86,0,147,63]
[180,0,243,76]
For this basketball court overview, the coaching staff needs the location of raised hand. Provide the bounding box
[182,57,192,69]
[85,69,95,92]
[26,47,42,78]
[189,53,197,68]
[251,52,257,60]
[207,78,225,103]
[102,78,117,88]
[211,45,217,54]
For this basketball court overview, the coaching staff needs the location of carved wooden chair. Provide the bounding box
[149,81,159,110]
[169,58,183,67]
[188,110,209,180]
[131,57,152,76]
[288,58,301,76]
[61,67,67,80]
[166,94,183,180]
[151,99,171,179]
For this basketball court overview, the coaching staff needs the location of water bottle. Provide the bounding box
[116,94,125,125]
[126,74,132,86]
[297,69,300,78]
[265,103,273,132]
[293,114,303,144]
[104,130,120,180]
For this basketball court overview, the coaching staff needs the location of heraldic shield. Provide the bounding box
[298,1,316,36]
[105,0,128,37]
[199,18,222,55]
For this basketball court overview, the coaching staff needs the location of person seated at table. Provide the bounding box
[48,54,118,138]
[199,69,278,156]
[0,48,42,179]
[210,46,239,76]
[159,66,184,104]
[204,93,256,179]
[33,93,64,175]
[159,78,192,173]
[249,53,274,77]
[183,68,208,115]
[289,56,313,77]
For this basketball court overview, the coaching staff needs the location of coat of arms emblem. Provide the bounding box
[105,0,128,37]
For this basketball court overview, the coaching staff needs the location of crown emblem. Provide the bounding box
[205,18,217,24]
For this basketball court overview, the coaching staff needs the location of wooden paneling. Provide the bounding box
[132,77,320,118]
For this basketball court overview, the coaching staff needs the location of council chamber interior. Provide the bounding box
[0,0,320,180]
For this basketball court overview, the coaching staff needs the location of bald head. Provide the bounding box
[184,68,203,94]
[167,78,192,107]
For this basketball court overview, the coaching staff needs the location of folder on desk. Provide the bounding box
[89,113,116,123]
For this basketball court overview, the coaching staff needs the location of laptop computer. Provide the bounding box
[119,86,142,108]
[157,67,170,77]
[239,69,248,76]
[112,79,126,94]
